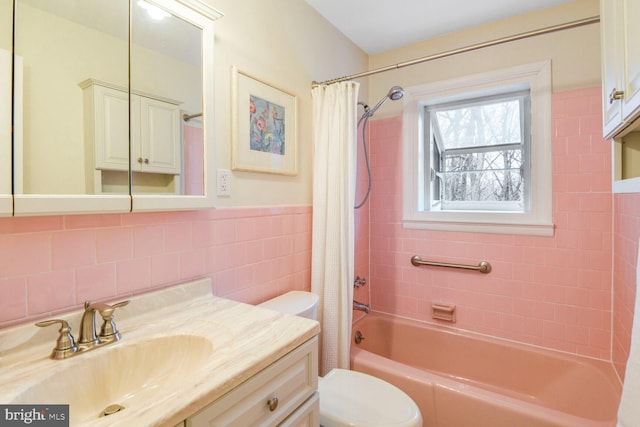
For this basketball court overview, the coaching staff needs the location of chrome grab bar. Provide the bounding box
[411,255,492,274]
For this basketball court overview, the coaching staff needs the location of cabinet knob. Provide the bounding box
[609,88,625,104]
[267,396,279,412]
[137,157,143,163]
[144,158,149,164]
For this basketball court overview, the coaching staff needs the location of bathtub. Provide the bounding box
[350,312,621,427]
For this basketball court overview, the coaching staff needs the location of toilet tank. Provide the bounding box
[258,291,319,320]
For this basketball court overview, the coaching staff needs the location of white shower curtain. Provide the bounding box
[311,81,359,375]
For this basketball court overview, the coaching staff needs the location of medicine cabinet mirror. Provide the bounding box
[10,0,220,216]
[1,1,13,216]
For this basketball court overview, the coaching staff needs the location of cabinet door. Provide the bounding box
[139,96,181,174]
[622,0,640,120]
[278,393,319,427]
[94,85,131,172]
[601,0,623,138]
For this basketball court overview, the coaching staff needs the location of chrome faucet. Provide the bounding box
[353,299,370,314]
[36,299,130,359]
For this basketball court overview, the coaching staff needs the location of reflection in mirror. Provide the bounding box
[0,1,11,215]
[131,0,204,196]
[13,0,129,195]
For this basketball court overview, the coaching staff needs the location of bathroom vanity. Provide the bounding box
[0,279,320,426]
[185,337,318,426]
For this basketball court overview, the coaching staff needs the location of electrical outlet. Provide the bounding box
[217,169,231,196]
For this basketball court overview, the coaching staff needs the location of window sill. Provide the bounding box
[402,217,554,236]
[612,176,640,193]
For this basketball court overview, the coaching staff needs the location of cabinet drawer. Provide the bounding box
[187,336,318,427]
[278,392,319,427]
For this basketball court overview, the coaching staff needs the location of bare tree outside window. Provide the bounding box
[429,94,528,211]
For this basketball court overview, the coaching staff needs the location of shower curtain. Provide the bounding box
[311,81,359,375]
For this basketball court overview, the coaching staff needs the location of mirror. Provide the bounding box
[131,0,204,196]
[1,1,13,216]
[131,0,218,212]
[11,0,220,215]
[13,0,129,195]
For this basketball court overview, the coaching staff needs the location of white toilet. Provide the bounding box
[259,291,423,427]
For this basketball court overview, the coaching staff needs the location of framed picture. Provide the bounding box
[231,66,298,175]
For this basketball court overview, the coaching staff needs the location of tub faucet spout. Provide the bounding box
[353,299,370,313]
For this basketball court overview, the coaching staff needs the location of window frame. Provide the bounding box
[402,61,553,236]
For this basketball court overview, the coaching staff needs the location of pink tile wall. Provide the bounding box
[183,124,204,196]
[613,192,640,379]
[365,87,613,359]
[0,206,312,328]
[354,124,370,322]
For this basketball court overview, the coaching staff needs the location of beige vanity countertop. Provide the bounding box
[0,278,320,426]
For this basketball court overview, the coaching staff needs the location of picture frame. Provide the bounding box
[231,66,298,175]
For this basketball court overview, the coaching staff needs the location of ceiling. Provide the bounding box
[304,0,576,54]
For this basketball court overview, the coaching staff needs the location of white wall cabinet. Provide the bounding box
[601,0,640,139]
[600,0,640,193]
[82,79,181,176]
[185,336,319,427]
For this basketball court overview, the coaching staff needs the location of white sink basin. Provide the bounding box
[10,334,213,425]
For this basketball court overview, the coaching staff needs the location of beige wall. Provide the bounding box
[365,0,601,119]
[0,2,10,51]
[209,0,368,206]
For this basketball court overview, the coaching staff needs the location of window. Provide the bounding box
[428,91,530,212]
[402,61,553,236]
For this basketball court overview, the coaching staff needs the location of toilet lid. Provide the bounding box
[318,369,422,427]
[258,291,318,315]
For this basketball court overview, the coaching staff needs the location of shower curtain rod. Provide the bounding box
[183,112,202,122]
[311,16,599,88]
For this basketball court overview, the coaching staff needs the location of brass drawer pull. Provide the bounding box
[267,397,279,411]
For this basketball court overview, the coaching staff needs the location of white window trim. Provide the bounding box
[402,61,554,236]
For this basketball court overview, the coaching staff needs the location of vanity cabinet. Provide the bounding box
[81,79,181,193]
[600,0,640,139]
[185,336,319,427]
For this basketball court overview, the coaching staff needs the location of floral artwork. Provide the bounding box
[250,95,285,155]
[232,66,297,175]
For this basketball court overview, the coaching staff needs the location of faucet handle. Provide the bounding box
[35,319,78,359]
[98,300,130,341]
[110,299,130,310]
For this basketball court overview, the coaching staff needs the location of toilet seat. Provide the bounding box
[318,368,422,427]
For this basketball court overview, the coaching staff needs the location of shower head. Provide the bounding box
[365,85,405,118]
[387,86,405,101]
